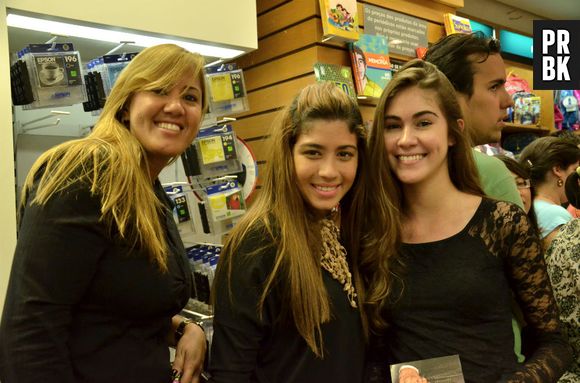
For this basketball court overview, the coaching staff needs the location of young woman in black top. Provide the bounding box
[366,59,571,383]
[209,82,400,383]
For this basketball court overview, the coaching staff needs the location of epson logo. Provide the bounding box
[37,57,57,64]
[533,20,580,90]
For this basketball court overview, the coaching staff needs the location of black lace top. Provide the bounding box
[368,198,571,383]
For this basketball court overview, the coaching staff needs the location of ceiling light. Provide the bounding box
[6,14,245,59]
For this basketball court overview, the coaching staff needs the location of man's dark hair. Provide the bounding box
[549,129,580,146]
[424,32,501,97]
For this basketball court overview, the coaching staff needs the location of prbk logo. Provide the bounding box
[533,20,580,90]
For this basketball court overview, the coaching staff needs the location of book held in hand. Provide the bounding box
[390,354,465,383]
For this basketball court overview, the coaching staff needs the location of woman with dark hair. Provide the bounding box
[519,137,580,248]
[366,59,571,382]
[209,82,399,383]
[495,154,539,233]
[544,167,580,383]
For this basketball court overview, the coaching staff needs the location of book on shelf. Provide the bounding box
[313,63,356,99]
[513,94,541,125]
[319,0,359,42]
[443,13,473,35]
[390,355,465,383]
[349,33,392,98]
[415,46,428,59]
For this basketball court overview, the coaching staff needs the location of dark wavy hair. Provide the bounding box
[424,32,501,97]
[519,137,580,187]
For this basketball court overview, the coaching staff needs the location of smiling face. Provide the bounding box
[293,119,358,218]
[125,73,203,176]
[458,53,513,146]
[383,86,457,187]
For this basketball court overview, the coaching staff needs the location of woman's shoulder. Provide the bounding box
[480,197,526,217]
[228,223,278,268]
[469,197,531,235]
[545,219,580,257]
[535,200,572,216]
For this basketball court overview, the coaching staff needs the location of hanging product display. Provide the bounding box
[175,123,257,239]
[182,124,243,179]
[205,63,250,117]
[83,53,138,112]
[205,180,246,223]
[10,60,34,106]
[164,184,197,239]
[17,43,86,109]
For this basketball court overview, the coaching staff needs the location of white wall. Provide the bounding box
[0,0,257,315]
[0,5,18,315]
[5,0,258,51]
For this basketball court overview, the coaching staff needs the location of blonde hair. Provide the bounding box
[22,44,207,271]
[214,82,389,357]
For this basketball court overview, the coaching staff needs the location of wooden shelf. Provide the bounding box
[502,122,551,135]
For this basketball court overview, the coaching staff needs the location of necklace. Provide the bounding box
[320,218,357,308]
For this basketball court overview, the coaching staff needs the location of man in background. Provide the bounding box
[425,32,523,209]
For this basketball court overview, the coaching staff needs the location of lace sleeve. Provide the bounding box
[497,202,572,382]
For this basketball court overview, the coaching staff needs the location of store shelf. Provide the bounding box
[502,122,551,135]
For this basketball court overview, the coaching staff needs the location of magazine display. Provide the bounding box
[313,63,356,99]
[319,0,359,42]
[443,13,473,35]
[349,33,392,98]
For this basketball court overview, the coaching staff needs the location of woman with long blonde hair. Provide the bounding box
[209,82,399,383]
[0,44,208,383]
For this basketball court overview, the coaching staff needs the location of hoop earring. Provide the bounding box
[557,178,564,187]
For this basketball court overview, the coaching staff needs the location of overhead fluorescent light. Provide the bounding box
[6,14,245,59]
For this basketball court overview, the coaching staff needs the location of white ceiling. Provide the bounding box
[460,0,580,35]
[7,1,579,61]
[495,0,580,20]
[7,27,144,64]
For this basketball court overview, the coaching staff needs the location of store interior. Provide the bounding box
[1,0,579,315]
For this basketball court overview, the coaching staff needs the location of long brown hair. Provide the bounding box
[366,60,483,330]
[22,44,207,271]
[214,82,391,356]
[369,59,483,204]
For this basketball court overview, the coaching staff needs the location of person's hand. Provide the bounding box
[399,365,428,383]
[172,323,206,383]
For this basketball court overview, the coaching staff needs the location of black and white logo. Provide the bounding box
[533,20,580,90]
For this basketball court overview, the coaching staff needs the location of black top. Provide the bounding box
[209,228,365,383]
[367,199,571,383]
[0,178,193,383]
